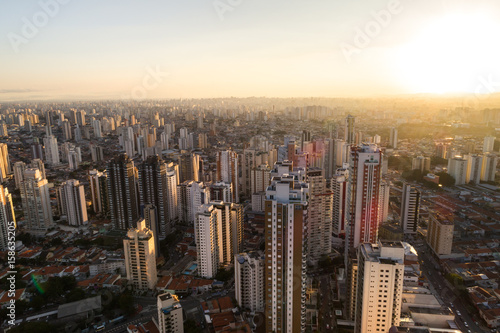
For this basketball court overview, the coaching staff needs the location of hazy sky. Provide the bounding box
[1,0,500,101]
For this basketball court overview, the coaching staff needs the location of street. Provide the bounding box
[318,274,336,332]
[416,244,488,333]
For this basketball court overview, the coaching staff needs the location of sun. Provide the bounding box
[396,12,500,94]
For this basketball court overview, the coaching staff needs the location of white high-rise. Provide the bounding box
[389,127,398,149]
[157,293,184,333]
[20,169,53,231]
[44,135,60,165]
[216,150,239,203]
[466,154,483,184]
[235,252,265,312]
[195,204,219,278]
[59,180,88,226]
[123,219,157,290]
[0,186,15,251]
[379,181,390,224]
[481,154,498,182]
[0,143,11,182]
[447,156,468,185]
[483,136,495,153]
[354,241,405,333]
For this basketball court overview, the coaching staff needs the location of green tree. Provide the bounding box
[119,293,135,316]
[436,172,456,187]
[184,319,202,333]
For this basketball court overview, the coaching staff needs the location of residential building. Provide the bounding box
[58,180,88,226]
[107,154,139,230]
[0,186,15,251]
[354,241,405,333]
[123,219,157,290]
[20,168,53,231]
[264,173,309,333]
[157,293,184,333]
[427,213,454,256]
[400,183,420,234]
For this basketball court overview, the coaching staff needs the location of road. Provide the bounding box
[318,274,336,332]
[416,244,488,333]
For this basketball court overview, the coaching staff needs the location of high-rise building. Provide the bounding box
[58,180,88,226]
[13,161,26,189]
[123,219,157,290]
[92,119,102,138]
[389,127,398,149]
[89,170,109,216]
[250,164,271,196]
[230,203,244,258]
[20,168,53,231]
[68,149,79,170]
[76,110,86,126]
[209,182,233,203]
[90,144,104,162]
[235,252,265,313]
[0,143,11,182]
[216,150,239,203]
[411,156,431,172]
[345,115,355,144]
[177,180,210,224]
[179,152,200,183]
[157,293,184,333]
[242,148,257,197]
[346,144,383,251]
[32,138,44,160]
[306,168,332,264]
[43,135,60,166]
[0,186,15,251]
[143,204,160,257]
[198,133,207,149]
[481,153,498,182]
[354,241,405,333]
[400,183,420,234]
[107,154,139,230]
[483,136,495,153]
[466,154,483,184]
[435,143,447,159]
[447,156,468,185]
[62,120,72,141]
[331,168,349,237]
[165,162,179,222]
[427,213,454,256]
[264,174,309,333]
[378,181,390,225]
[138,155,171,239]
[195,204,219,278]
[31,159,45,179]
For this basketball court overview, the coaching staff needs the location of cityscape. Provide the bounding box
[2,1,500,333]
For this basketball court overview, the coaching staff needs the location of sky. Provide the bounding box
[1,0,500,101]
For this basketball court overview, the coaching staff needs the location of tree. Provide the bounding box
[119,293,135,316]
[436,172,456,187]
[184,319,202,333]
